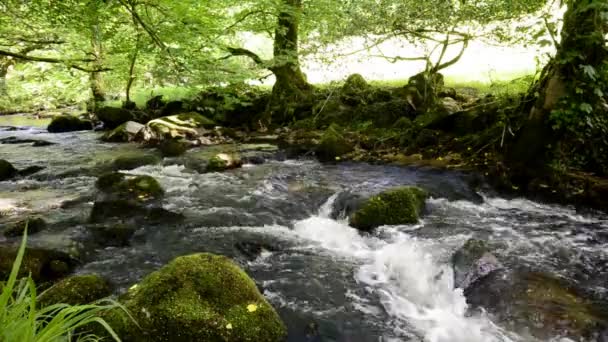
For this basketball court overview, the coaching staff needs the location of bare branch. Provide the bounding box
[0,49,110,72]
[221,47,268,67]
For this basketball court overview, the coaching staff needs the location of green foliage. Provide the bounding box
[0,227,121,341]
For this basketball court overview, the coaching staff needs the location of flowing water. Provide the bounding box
[1,115,608,342]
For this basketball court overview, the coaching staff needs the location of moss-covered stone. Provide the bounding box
[47,115,92,133]
[100,253,287,342]
[111,154,161,171]
[4,217,47,238]
[96,172,164,202]
[316,125,354,162]
[38,274,111,307]
[206,153,243,172]
[96,107,137,129]
[159,139,189,157]
[0,246,76,283]
[0,159,17,181]
[145,113,216,141]
[349,186,428,231]
[101,121,145,143]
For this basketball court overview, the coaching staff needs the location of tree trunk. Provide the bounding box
[0,60,9,97]
[263,0,313,127]
[510,0,608,173]
[89,4,105,110]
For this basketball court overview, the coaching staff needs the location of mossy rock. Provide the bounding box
[316,125,354,162]
[96,107,137,129]
[47,115,92,133]
[159,139,189,157]
[451,239,502,289]
[101,121,145,143]
[206,153,243,172]
[99,253,287,342]
[0,159,17,181]
[111,154,161,171]
[96,172,164,202]
[465,270,608,340]
[88,223,137,247]
[4,217,47,238]
[146,113,216,141]
[349,186,428,231]
[341,74,370,106]
[38,274,111,307]
[0,246,76,283]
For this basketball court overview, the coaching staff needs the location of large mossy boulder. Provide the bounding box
[47,115,92,133]
[206,153,243,172]
[316,125,354,162]
[349,186,428,231]
[0,246,76,283]
[341,74,370,106]
[465,270,608,340]
[0,159,17,181]
[38,274,111,307]
[96,107,138,129]
[96,172,164,202]
[101,121,145,143]
[100,253,287,342]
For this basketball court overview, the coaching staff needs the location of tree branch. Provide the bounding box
[0,49,110,72]
[221,47,268,67]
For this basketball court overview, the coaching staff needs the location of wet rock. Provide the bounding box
[38,274,111,307]
[97,253,287,341]
[47,115,92,133]
[89,200,182,224]
[158,139,189,157]
[0,136,54,146]
[88,223,137,247]
[316,125,354,162]
[101,121,145,142]
[464,270,608,340]
[4,217,47,238]
[278,130,323,157]
[18,165,45,177]
[160,100,184,116]
[0,245,77,283]
[110,154,161,171]
[235,241,281,261]
[206,153,243,172]
[349,186,428,231]
[0,159,17,181]
[451,239,502,289]
[330,191,366,220]
[95,107,138,129]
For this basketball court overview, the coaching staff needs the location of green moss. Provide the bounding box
[47,115,91,133]
[350,186,428,231]
[111,154,161,171]
[175,112,216,129]
[159,139,189,157]
[0,159,17,181]
[102,253,286,342]
[38,274,111,307]
[206,153,242,172]
[316,125,354,162]
[0,246,75,283]
[96,172,164,202]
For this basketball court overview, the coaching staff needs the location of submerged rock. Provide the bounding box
[110,154,161,171]
[47,115,92,133]
[464,270,608,340]
[451,238,502,289]
[89,200,182,224]
[316,125,353,162]
[87,223,137,247]
[98,253,287,341]
[0,159,17,181]
[38,274,111,307]
[0,245,76,283]
[349,186,428,231]
[18,165,45,177]
[330,191,366,220]
[101,121,145,142]
[4,217,47,238]
[235,241,281,261]
[207,153,243,172]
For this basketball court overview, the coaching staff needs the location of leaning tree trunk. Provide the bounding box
[263,0,313,127]
[510,0,608,173]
